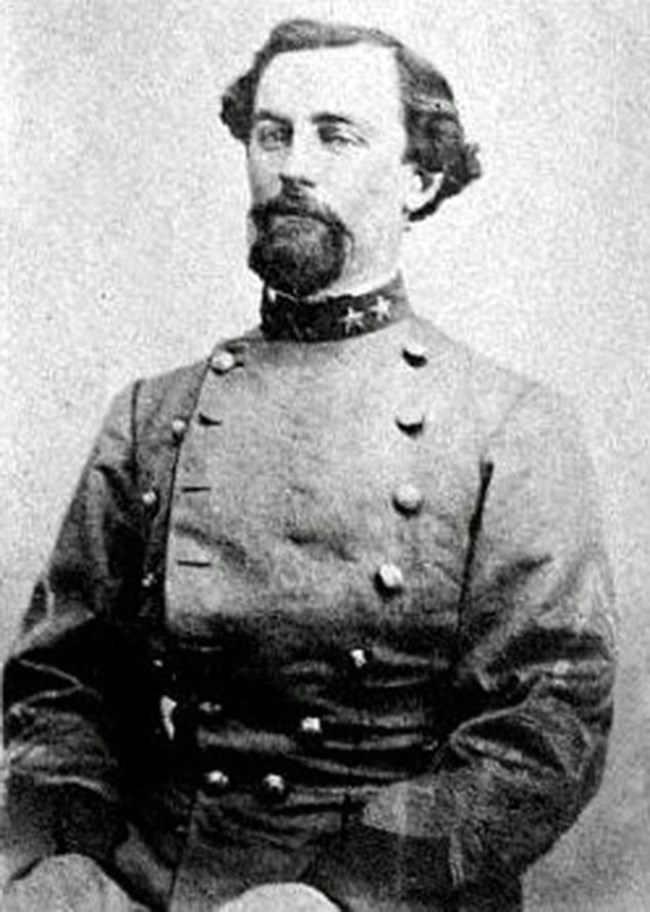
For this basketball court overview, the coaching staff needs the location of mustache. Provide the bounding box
[250,192,346,231]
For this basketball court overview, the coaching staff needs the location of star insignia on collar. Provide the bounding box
[370,296,392,322]
[342,307,366,334]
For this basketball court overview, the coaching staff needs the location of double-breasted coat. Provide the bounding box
[1,287,616,911]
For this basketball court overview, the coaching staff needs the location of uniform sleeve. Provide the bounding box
[1,384,152,883]
[305,386,617,911]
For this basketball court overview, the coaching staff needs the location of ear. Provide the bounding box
[400,165,444,221]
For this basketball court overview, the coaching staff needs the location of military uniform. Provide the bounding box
[1,278,616,911]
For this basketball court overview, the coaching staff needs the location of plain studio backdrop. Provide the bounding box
[1,0,649,909]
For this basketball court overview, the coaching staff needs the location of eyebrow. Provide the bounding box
[253,109,290,126]
[313,113,356,127]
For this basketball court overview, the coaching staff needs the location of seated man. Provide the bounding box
[1,18,616,912]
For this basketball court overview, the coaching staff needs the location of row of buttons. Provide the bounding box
[153,645,370,686]
[206,339,429,376]
[141,338,430,598]
[378,340,427,597]
[203,769,288,803]
[159,703,328,751]
[170,406,425,442]
[139,478,422,527]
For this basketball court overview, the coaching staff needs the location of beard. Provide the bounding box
[248,192,350,298]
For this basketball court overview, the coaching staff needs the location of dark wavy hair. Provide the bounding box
[221,19,481,221]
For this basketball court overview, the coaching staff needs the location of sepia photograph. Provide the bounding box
[1,1,648,909]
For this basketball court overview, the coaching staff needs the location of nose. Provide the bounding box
[279,173,313,200]
[279,131,317,188]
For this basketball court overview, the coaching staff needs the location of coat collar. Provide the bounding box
[260,273,411,343]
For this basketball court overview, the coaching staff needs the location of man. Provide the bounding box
[1,18,616,912]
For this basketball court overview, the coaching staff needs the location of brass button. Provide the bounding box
[395,407,425,436]
[403,341,428,367]
[376,562,405,594]
[210,350,237,374]
[171,418,188,441]
[299,716,323,740]
[348,648,369,672]
[228,341,250,366]
[204,769,230,794]
[141,489,158,510]
[197,701,224,719]
[141,572,157,590]
[393,483,424,515]
[259,773,288,804]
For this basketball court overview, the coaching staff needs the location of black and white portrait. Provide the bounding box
[1,2,648,910]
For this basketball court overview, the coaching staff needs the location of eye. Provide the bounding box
[253,122,290,152]
[318,124,364,151]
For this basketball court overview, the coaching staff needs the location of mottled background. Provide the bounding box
[1,0,649,909]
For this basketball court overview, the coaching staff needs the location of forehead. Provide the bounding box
[254,44,403,128]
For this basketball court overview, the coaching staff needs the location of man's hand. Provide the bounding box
[218,883,340,912]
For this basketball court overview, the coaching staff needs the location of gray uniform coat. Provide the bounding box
[1,308,616,911]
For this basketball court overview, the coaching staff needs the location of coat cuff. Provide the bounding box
[5,777,126,866]
[304,820,455,910]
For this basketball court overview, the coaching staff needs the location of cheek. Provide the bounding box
[336,158,405,223]
[247,154,281,203]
